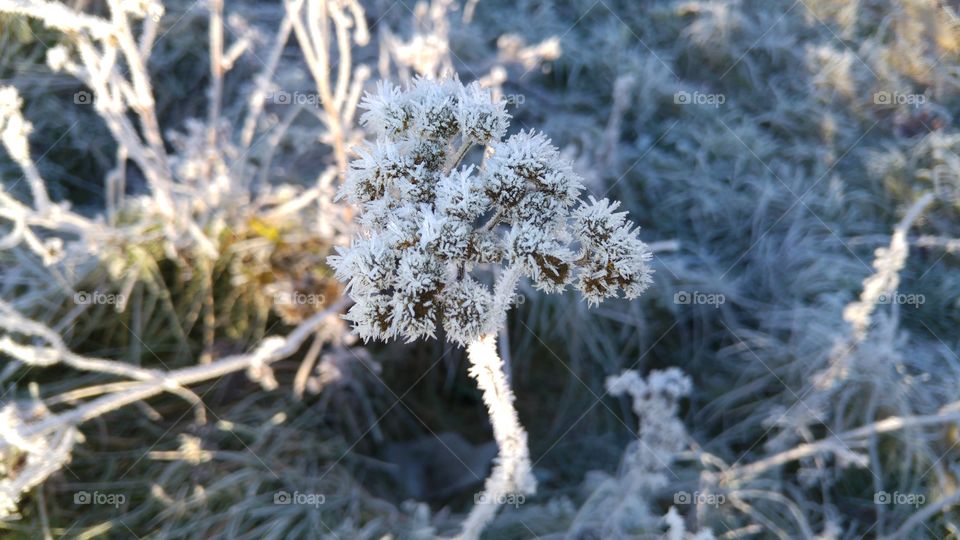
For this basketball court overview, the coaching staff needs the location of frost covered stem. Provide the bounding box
[18,298,349,439]
[446,140,473,173]
[721,403,960,485]
[286,0,368,174]
[458,333,536,540]
[207,0,224,153]
[842,192,935,341]
[477,205,506,234]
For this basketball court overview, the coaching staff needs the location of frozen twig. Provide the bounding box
[721,405,960,484]
[286,0,370,175]
[16,297,349,440]
[842,192,935,340]
[456,334,535,540]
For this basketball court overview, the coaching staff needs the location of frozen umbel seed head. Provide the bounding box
[329,77,653,346]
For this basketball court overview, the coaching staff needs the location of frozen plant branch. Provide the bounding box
[0,0,114,39]
[0,88,50,214]
[0,298,348,517]
[329,77,654,537]
[285,0,371,175]
[719,404,960,486]
[457,335,535,540]
[567,368,701,537]
[0,399,79,519]
[0,0,368,521]
[842,192,935,341]
[13,298,349,441]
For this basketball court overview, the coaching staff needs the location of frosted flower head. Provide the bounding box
[408,78,461,140]
[341,139,414,204]
[437,165,489,221]
[457,82,509,144]
[441,278,493,345]
[330,77,654,345]
[573,197,654,306]
[359,81,410,136]
[607,367,692,416]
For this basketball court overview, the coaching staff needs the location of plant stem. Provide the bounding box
[447,140,474,173]
[15,298,349,440]
[457,333,536,540]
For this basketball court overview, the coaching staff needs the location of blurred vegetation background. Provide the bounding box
[2,0,960,538]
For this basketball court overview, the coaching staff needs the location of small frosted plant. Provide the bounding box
[329,76,653,538]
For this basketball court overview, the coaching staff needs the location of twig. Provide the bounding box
[293,331,325,399]
[882,489,960,539]
[722,406,960,483]
[18,298,349,439]
[457,334,536,540]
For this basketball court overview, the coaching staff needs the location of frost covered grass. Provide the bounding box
[1,0,960,538]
